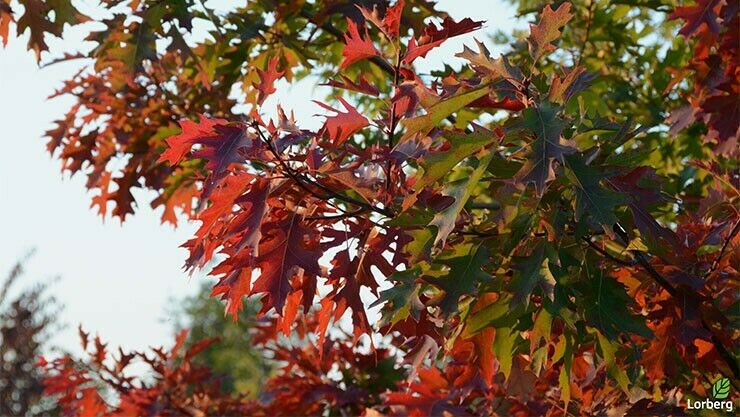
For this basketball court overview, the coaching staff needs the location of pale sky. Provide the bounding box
[0,0,525,357]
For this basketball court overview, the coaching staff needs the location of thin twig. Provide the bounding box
[704,218,740,279]
[582,236,636,266]
[576,0,593,67]
[386,52,402,194]
[469,201,501,210]
[252,121,392,218]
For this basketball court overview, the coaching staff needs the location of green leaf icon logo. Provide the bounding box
[712,377,731,400]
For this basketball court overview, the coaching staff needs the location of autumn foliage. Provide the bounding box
[3,0,739,415]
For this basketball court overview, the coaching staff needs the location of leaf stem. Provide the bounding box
[386,52,402,194]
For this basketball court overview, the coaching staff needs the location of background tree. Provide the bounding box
[2,0,737,415]
[0,257,60,417]
[169,283,272,396]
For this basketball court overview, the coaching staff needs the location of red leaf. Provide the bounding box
[360,0,405,39]
[403,17,483,64]
[252,208,322,313]
[185,173,254,270]
[527,3,573,61]
[0,4,11,48]
[322,74,380,96]
[314,97,370,145]
[253,56,284,105]
[340,18,380,69]
[159,116,262,198]
[382,0,405,38]
[609,167,679,247]
[158,115,228,166]
[467,94,525,111]
[211,268,253,320]
[89,171,113,218]
[669,0,722,38]
[702,90,740,149]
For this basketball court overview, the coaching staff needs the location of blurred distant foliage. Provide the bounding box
[170,283,272,396]
[0,257,59,417]
[2,0,738,415]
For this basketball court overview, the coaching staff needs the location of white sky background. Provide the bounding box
[0,0,525,357]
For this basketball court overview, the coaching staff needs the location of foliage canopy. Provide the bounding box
[3,0,738,415]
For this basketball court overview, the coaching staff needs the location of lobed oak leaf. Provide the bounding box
[429,150,494,248]
[340,18,380,69]
[565,155,628,231]
[642,318,673,383]
[582,268,652,340]
[253,55,284,105]
[403,16,483,64]
[526,3,573,62]
[359,0,405,39]
[669,0,723,38]
[548,66,596,104]
[159,116,260,198]
[252,208,322,313]
[509,244,556,307]
[456,39,524,87]
[314,97,370,145]
[322,74,380,96]
[424,242,491,315]
[702,89,740,153]
[158,115,229,166]
[324,249,371,340]
[12,0,89,60]
[513,103,576,195]
[211,268,253,320]
[89,171,113,218]
[111,171,139,221]
[413,127,499,191]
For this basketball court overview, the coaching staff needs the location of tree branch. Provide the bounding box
[582,236,636,266]
[704,218,740,279]
[613,222,739,379]
[252,121,393,218]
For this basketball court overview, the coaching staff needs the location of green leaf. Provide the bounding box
[712,377,731,400]
[510,243,557,307]
[557,334,574,408]
[414,128,498,191]
[530,308,552,353]
[582,267,652,339]
[494,326,519,380]
[594,330,630,394]
[463,295,529,337]
[399,85,490,142]
[424,242,490,315]
[564,154,628,230]
[429,150,494,247]
[372,267,422,327]
[513,103,576,195]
